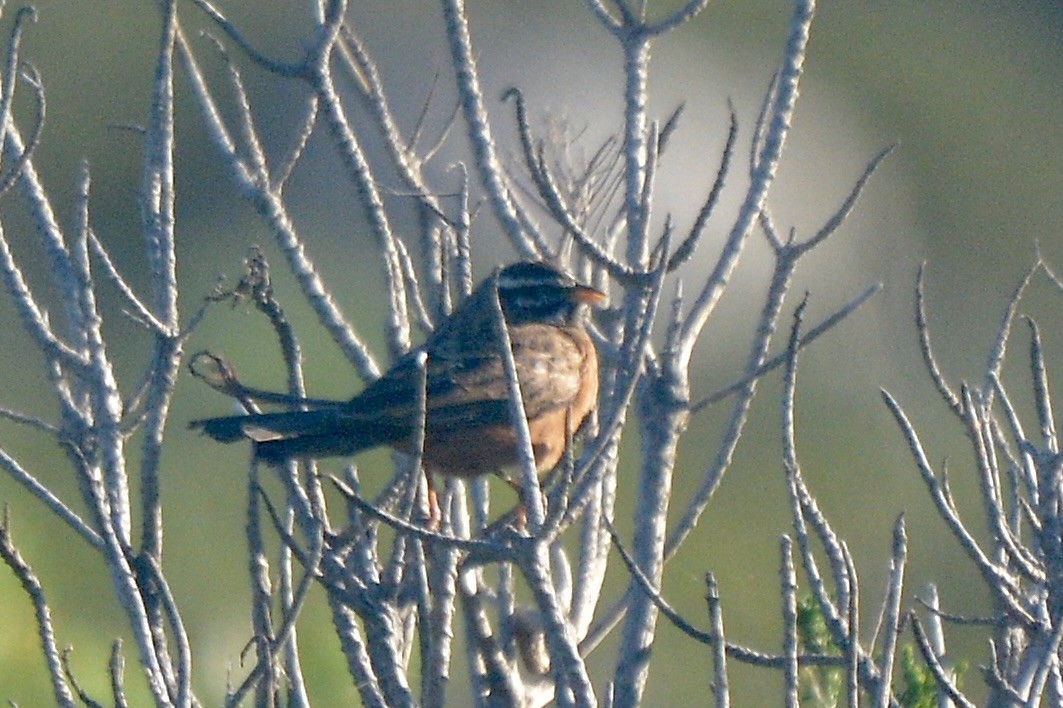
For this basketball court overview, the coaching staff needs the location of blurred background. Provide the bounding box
[0,0,1060,703]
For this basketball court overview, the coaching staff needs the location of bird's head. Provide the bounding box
[496,261,605,326]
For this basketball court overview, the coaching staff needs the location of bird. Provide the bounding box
[190,261,604,487]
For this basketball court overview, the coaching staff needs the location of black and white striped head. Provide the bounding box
[495,261,605,326]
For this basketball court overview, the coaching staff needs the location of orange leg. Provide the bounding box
[424,468,441,530]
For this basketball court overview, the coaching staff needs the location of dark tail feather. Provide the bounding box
[190,409,408,463]
[254,433,366,463]
[188,414,252,443]
[190,410,343,443]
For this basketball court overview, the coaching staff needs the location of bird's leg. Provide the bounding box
[423,468,441,530]
[498,474,550,532]
[504,406,575,530]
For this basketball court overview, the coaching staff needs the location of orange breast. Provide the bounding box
[420,325,597,477]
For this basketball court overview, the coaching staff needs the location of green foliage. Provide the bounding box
[796,593,833,655]
[897,645,937,708]
[796,594,842,707]
[794,596,966,707]
[896,644,966,708]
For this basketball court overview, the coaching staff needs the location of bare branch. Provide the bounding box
[705,572,730,708]
[0,405,59,436]
[874,515,906,708]
[842,543,859,707]
[0,61,46,200]
[0,441,103,555]
[181,22,382,381]
[910,612,977,708]
[914,263,962,415]
[87,230,168,335]
[644,0,711,36]
[441,0,543,258]
[329,474,506,558]
[0,221,91,371]
[797,143,896,253]
[0,513,76,707]
[61,647,104,708]
[666,104,737,272]
[982,259,1040,400]
[603,514,712,645]
[516,540,595,705]
[691,282,881,412]
[676,0,816,369]
[666,242,801,562]
[109,639,128,708]
[273,96,319,193]
[881,389,1036,625]
[1025,317,1058,455]
[190,0,307,77]
[488,272,545,531]
[780,535,799,708]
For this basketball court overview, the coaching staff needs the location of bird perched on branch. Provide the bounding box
[190,261,604,487]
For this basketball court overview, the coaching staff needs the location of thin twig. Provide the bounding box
[692,283,881,412]
[329,474,506,557]
[910,612,977,708]
[705,572,730,708]
[441,0,543,258]
[1026,317,1058,456]
[874,515,906,708]
[0,513,76,707]
[881,389,1036,625]
[666,103,737,272]
[780,535,799,708]
[603,514,712,644]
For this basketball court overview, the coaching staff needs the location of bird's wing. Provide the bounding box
[190,324,587,457]
[346,324,585,429]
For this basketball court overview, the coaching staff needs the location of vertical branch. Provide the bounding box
[440,0,542,258]
[842,544,859,708]
[139,0,181,562]
[612,352,688,703]
[489,271,546,530]
[665,249,799,559]
[518,540,596,706]
[705,572,729,708]
[1026,318,1058,455]
[569,481,610,636]
[620,36,650,267]
[459,573,523,705]
[142,0,178,332]
[911,586,972,707]
[71,165,174,702]
[0,2,185,702]
[421,538,460,708]
[326,596,390,707]
[278,510,311,708]
[246,470,279,706]
[780,536,799,708]
[874,515,907,708]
